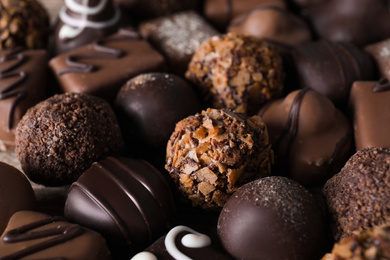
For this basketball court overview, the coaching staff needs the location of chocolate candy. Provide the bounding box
[0,211,111,259]
[289,40,374,106]
[165,108,273,210]
[115,72,201,157]
[228,6,312,46]
[49,28,166,103]
[65,156,176,258]
[323,147,390,240]
[140,11,218,76]
[0,48,48,151]
[0,162,35,235]
[186,33,284,115]
[15,93,124,186]
[365,38,390,81]
[0,0,50,50]
[218,176,325,260]
[258,89,352,186]
[349,80,390,151]
[132,225,232,260]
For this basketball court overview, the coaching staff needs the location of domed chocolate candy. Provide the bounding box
[165,108,273,210]
[218,176,325,260]
[258,89,352,186]
[65,156,176,258]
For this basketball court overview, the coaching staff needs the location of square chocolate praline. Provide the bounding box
[49,31,167,103]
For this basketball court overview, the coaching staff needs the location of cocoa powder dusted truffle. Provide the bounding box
[185,33,284,115]
[0,0,50,50]
[323,147,390,241]
[165,108,273,210]
[15,93,124,186]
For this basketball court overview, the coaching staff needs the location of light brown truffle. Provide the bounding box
[185,33,284,115]
[165,108,273,210]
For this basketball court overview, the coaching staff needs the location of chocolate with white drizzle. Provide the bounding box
[53,0,121,55]
[0,48,48,151]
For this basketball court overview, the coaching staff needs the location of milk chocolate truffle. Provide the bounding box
[115,73,201,156]
[323,147,390,240]
[228,6,312,47]
[165,108,273,210]
[65,156,176,258]
[15,93,124,186]
[0,0,50,50]
[322,223,390,260]
[0,162,35,235]
[218,176,325,260]
[0,48,48,151]
[365,38,390,81]
[132,226,232,260]
[53,0,121,55]
[186,33,284,115]
[349,80,390,151]
[140,11,219,76]
[289,40,375,106]
[258,89,352,186]
[0,211,111,259]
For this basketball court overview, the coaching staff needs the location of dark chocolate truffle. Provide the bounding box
[323,147,390,240]
[115,72,201,155]
[65,156,176,258]
[0,211,111,259]
[365,38,390,81]
[218,176,325,260]
[15,92,124,186]
[186,33,284,115]
[165,108,273,210]
[0,0,50,50]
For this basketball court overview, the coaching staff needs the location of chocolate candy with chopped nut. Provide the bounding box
[186,33,284,115]
[165,108,273,210]
[0,0,50,50]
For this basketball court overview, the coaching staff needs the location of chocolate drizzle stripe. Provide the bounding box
[336,42,362,80]
[372,78,390,92]
[321,41,348,90]
[0,217,84,259]
[229,5,289,27]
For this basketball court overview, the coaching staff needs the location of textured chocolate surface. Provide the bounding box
[218,176,325,260]
[228,6,312,46]
[186,33,284,115]
[0,48,48,151]
[65,156,176,258]
[365,38,390,81]
[140,11,218,76]
[165,108,273,210]
[53,0,121,55]
[323,147,390,240]
[49,28,166,103]
[115,72,201,156]
[0,162,35,236]
[258,89,352,186]
[15,93,124,186]
[0,211,111,259]
[349,80,390,151]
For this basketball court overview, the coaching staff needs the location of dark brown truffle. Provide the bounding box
[323,147,390,241]
[15,93,124,186]
[186,33,284,115]
[165,108,273,210]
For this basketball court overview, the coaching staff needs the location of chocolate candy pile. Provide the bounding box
[1,0,390,259]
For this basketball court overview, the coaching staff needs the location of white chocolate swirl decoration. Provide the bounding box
[59,0,121,40]
[130,226,212,260]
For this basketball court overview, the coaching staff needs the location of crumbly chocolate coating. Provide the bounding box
[165,108,273,210]
[15,93,124,186]
[323,147,390,241]
[185,33,284,115]
[0,0,50,50]
[322,223,390,260]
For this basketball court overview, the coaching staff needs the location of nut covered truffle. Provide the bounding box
[323,147,390,240]
[185,33,284,115]
[15,93,124,186]
[165,108,273,210]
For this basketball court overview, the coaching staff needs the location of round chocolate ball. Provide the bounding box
[218,176,325,260]
[15,93,124,186]
[0,0,50,50]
